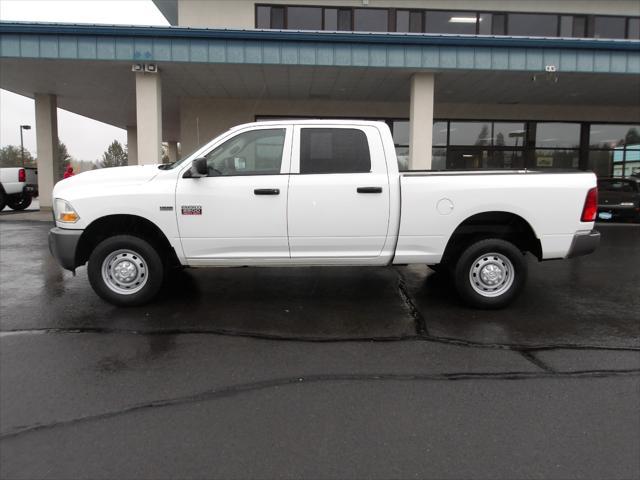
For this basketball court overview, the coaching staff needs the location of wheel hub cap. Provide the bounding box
[101,249,148,295]
[469,253,515,298]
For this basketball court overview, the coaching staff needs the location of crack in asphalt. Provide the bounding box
[2,327,638,353]
[518,351,555,373]
[396,272,429,336]
[2,368,639,441]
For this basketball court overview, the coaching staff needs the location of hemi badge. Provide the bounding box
[159,206,173,211]
[181,205,202,215]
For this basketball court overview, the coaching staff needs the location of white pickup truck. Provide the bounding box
[0,166,38,211]
[49,120,600,308]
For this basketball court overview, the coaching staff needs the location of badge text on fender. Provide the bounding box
[181,205,202,215]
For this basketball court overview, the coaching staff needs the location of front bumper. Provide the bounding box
[48,227,82,271]
[566,230,600,259]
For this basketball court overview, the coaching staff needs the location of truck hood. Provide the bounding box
[54,164,161,197]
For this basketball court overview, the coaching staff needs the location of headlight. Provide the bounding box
[54,198,80,223]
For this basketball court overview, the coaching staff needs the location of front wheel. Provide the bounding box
[7,193,32,211]
[87,235,164,307]
[453,238,527,309]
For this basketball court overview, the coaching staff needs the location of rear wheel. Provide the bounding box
[7,193,32,211]
[0,190,6,211]
[453,238,527,309]
[88,235,164,307]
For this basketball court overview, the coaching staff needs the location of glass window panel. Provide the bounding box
[300,128,371,174]
[353,9,388,32]
[508,13,558,36]
[492,13,506,35]
[324,9,337,30]
[590,124,640,149]
[337,9,352,31]
[287,7,322,30]
[433,121,448,146]
[256,6,270,28]
[446,148,491,169]
[560,16,573,37]
[432,147,446,170]
[493,122,526,147]
[588,150,614,177]
[478,13,492,35]
[425,11,477,34]
[625,161,640,177]
[490,150,525,169]
[629,18,640,39]
[271,6,284,29]
[573,16,587,37]
[392,121,409,146]
[535,123,580,148]
[396,10,409,32]
[449,122,492,146]
[534,149,580,169]
[396,147,409,171]
[204,129,285,176]
[409,11,423,33]
[592,16,626,39]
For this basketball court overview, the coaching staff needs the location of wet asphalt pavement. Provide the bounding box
[0,218,639,479]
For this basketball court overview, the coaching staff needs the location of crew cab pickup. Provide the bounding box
[49,120,600,308]
[0,166,38,211]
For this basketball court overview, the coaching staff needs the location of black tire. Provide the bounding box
[87,235,164,307]
[7,193,32,211]
[453,238,527,309]
[0,190,6,211]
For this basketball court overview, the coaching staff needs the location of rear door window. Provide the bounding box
[299,128,371,174]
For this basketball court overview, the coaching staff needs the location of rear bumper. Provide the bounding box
[566,230,600,259]
[23,184,38,196]
[48,227,82,271]
[597,205,640,221]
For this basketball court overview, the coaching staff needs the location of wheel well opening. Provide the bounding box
[441,212,542,264]
[76,215,180,268]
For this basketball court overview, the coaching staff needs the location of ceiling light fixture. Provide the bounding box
[449,17,477,23]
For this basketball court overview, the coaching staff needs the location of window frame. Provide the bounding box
[254,4,637,38]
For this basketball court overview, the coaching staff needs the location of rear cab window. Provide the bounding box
[299,128,372,174]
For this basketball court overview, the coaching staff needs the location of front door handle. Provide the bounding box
[254,188,280,195]
[357,187,383,194]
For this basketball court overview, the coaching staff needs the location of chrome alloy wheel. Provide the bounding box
[101,249,149,295]
[468,252,515,298]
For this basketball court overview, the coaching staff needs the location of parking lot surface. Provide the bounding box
[1,217,639,479]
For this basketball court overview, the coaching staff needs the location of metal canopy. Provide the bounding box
[1,22,639,74]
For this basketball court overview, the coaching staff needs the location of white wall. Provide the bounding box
[178,0,640,28]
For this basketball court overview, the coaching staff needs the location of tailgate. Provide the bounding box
[24,168,38,185]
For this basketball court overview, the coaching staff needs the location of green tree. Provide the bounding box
[100,140,128,168]
[625,127,640,147]
[57,140,72,178]
[0,145,36,168]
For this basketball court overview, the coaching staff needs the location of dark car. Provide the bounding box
[597,177,640,223]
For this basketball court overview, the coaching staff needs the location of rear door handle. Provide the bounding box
[357,187,383,194]
[254,188,280,195]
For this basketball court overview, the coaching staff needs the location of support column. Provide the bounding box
[135,71,162,164]
[408,73,435,170]
[34,94,58,209]
[166,141,179,163]
[126,126,138,165]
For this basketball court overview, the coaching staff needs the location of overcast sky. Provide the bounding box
[0,0,169,162]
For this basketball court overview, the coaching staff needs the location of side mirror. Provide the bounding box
[184,157,208,178]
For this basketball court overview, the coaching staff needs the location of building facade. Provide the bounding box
[1,0,639,207]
